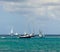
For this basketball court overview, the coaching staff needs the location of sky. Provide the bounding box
[0,0,60,34]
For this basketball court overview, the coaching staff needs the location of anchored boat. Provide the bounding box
[19,33,31,38]
[19,35,31,38]
[39,30,44,38]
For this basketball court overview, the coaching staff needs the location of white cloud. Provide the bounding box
[0,0,60,21]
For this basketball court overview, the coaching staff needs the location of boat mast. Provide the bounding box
[11,27,13,34]
[39,30,43,37]
[10,27,14,35]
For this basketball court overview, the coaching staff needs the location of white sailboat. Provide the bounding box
[19,32,31,38]
[15,33,18,35]
[30,33,35,37]
[9,27,14,36]
[39,30,44,37]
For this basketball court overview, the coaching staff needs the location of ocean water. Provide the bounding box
[0,35,60,52]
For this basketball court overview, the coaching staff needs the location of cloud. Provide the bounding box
[0,0,27,2]
[0,0,60,22]
[43,3,60,6]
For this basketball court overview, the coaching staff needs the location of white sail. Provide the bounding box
[15,33,18,35]
[10,27,14,36]
[11,28,13,34]
[39,30,43,37]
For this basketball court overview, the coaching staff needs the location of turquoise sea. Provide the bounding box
[0,35,60,52]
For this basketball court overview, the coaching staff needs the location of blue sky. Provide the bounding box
[0,0,60,34]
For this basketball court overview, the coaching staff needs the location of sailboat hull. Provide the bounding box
[19,35,31,38]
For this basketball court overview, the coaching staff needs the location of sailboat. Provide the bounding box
[39,30,44,38]
[9,27,14,36]
[19,32,31,38]
[30,33,35,37]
